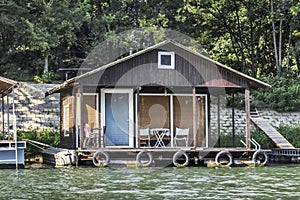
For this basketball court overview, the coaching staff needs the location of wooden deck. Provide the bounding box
[77,147,270,167]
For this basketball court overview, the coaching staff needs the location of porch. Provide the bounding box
[74,86,209,150]
[73,85,255,152]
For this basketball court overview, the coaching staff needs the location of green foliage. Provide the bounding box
[210,134,245,148]
[210,125,300,149]
[252,71,300,111]
[251,125,300,149]
[278,125,300,148]
[18,128,60,157]
[251,129,276,149]
[34,71,59,84]
[1,0,300,80]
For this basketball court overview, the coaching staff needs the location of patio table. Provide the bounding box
[150,128,170,148]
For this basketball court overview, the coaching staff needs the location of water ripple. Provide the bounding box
[1,165,300,199]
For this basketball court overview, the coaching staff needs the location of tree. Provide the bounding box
[20,0,87,73]
[290,0,300,77]
[178,0,276,76]
[1,0,299,81]
[0,1,30,79]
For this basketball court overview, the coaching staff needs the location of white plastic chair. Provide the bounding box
[140,128,150,147]
[174,128,189,147]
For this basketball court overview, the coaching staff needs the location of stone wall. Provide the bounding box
[210,105,246,136]
[0,83,60,131]
[258,109,300,128]
[209,105,300,136]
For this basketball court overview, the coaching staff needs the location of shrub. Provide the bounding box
[251,128,276,149]
[250,125,300,148]
[18,128,60,157]
[278,125,300,148]
[210,134,245,148]
[34,71,59,84]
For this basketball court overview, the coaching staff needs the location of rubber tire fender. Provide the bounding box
[215,150,233,167]
[93,151,110,167]
[136,150,153,167]
[172,150,189,167]
[252,150,268,165]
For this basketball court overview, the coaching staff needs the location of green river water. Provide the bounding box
[1,164,300,200]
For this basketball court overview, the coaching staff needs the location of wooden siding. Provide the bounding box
[79,43,248,88]
[60,89,76,149]
[46,41,269,97]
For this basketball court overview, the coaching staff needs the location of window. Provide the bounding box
[63,104,70,137]
[158,51,175,69]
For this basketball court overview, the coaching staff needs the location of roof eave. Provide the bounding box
[46,40,270,95]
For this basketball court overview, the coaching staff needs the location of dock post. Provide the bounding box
[217,95,220,147]
[232,92,235,147]
[193,87,197,148]
[7,94,10,140]
[12,88,18,169]
[1,97,4,140]
[136,87,140,148]
[245,89,251,149]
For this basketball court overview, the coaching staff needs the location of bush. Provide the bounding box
[210,134,245,148]
[278,125,300,148]
[18,128,60,157]
[251,129,276,149]
[34,71,59,84]
[250,125,300,148]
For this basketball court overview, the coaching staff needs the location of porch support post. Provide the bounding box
[7,94,10,140]
[136,87,140,148]
[232,92,235,147]
[170,95,174,147]
[207,95,211,147]
[192,87,197,148]
[245,89,251,148]
[12,88,18,168]
[79,85,84,149]
[75,87,79,149]
[217,95,221,147]
[2,97,4,139]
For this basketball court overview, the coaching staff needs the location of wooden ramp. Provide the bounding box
[251,117,295,149]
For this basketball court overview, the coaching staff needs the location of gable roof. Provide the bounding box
[0,76,20,98]
[46,40,270,96]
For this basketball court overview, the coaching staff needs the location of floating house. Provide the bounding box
[46,40,271,167]
[0,76,26,168]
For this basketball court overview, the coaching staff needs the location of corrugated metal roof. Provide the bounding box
[46,40,270,96]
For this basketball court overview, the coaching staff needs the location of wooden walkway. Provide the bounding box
[251,116,295,149]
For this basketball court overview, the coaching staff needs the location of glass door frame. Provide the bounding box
[136,93,208,148]
[79,93,99,149]
[101,88,134,148]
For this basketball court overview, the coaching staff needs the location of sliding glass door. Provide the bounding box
[101,89,134,148]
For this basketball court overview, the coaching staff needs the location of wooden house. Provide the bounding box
[46,41,270,164]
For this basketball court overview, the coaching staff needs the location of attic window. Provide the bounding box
[158,51,175,69]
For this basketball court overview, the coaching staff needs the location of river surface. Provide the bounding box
[1,164,300,200]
